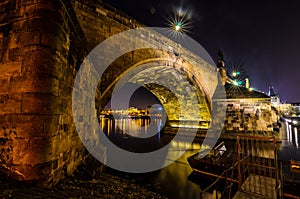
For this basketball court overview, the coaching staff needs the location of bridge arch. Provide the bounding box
[72,27,226,173]
[0,0,223,184]
[98,48,213,127]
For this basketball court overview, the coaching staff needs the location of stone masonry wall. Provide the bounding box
[0,0,89,186]
[222,98,278,134]
[0,0,218,186]
[71,0,143,51]
[71,0,215,120]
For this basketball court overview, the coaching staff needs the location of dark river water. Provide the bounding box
[100,117,300,199]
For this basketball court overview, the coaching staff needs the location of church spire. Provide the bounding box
[268,86,276,96]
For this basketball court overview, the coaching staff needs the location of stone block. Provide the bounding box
[21,46,40,68]
[0,93,22,114]
[0,115,60,139]
[12,137,52,165]
[0,115,11,136]
[0,76,9,94]
[44,115,60,136]
[19,31,41,46]
[6,33,20,49]
[10,115,48,138]
[21,93,64,114]
[40,32,65,54]
[9,73,59,95]
[19,10,63,33]
[58,80,73,99]
[11,162,53,181]
[51,133,83,160]
[21,46,66,78]
[0,61,22,76]
[8,48,23,62]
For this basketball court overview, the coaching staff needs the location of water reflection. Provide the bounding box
[100,117,166,153]
[100,117,163,138]
[100,118,300,198]
[284,121,300,148]
[100,118,220,199]
[154,150,222,199]
[279,121,300,161]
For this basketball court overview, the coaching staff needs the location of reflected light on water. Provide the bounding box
[295,127,298,148]
[289,122,292,143]
[100,118,222,199]
[100,118,300,198]
[279,121,300,161]
[285,122,300,148]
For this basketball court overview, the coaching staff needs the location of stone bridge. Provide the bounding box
[0,0,220,186]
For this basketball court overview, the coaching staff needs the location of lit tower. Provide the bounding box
[268,86,280,107]
[217,50,227,85]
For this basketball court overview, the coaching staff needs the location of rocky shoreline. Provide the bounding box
[0,172,166,199]
[0,156,166,199]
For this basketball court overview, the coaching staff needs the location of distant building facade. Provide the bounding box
[291,102,300,116]
[221,85,278,133]
[217,51,279,134]
[279,103,292,116]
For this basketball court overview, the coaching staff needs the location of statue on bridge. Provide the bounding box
[217,50,227,85]
[217,50,225,68]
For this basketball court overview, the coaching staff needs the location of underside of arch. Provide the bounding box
[99,62,211,128]
[128,66,211,128]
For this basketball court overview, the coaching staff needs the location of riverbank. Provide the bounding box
[0,173,166,199]
[0,157,166,199]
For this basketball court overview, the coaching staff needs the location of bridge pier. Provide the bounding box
[0,0,91,186]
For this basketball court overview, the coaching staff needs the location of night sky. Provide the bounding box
[103,0,300,103]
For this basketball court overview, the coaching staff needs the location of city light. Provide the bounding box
[172,20,185,33]
[165,7,193,36]
[233,80,242,86]
[292,120,298,125]
[175,22,181,31]
[232,71,240,77]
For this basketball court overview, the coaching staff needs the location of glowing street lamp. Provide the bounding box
[232,71,240,77]
[166,7,192,36]
[233,80,242,86]
[175,22,182,31]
